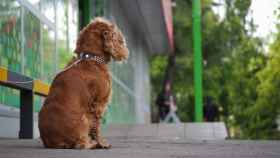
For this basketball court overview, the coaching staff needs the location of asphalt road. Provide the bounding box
[0,136,280,158]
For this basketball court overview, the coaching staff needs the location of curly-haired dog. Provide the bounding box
[38,17,129,149]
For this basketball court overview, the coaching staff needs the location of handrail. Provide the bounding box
[0,66,49,139]
[0,67,49,96]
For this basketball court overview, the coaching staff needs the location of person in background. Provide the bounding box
[203,96,219,122]
[164,92,180,123]
[156,82,177,122]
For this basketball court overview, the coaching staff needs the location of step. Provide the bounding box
[102,122,228,140]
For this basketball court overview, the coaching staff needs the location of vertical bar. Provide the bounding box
[192,0,203,122]
[20,6,25,74]
[19,90,34,139]
[39,21,43,79]
[104,0,108,18]
[66,1,70,51]
[54,0,58,72]
[79,0,92,29]
[105,0,112,19]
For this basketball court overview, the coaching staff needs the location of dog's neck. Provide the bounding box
[78,52,107,64]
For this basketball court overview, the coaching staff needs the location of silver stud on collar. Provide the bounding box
[93,56,105,64]
[85,54,90,58]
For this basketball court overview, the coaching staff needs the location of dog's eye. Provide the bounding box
[103,31,109,37]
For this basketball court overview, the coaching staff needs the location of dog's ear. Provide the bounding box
[102,23,129,61]
[103,26,116,55]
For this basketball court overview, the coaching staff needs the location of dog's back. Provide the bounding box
[39,69,92,148]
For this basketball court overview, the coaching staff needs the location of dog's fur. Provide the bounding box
[38,18,129,149]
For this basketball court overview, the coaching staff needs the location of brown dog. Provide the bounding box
[38,18,129,149]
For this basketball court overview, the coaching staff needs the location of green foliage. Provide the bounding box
[249,23,280,139]
[150,0,280,139]
[58,41,72,69]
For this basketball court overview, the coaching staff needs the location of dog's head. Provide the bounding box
[75,17,129,62]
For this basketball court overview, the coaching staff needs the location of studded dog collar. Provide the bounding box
[78,52,106,64]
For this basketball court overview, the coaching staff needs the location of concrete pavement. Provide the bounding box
[0,123,279,158]
[0,136,280,158]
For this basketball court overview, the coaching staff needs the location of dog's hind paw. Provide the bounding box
[75,140,98,149]
[97,139,111,149]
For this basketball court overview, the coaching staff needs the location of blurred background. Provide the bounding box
[150,0,280,139]
[0,0,279,140]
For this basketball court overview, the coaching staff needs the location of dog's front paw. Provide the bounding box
[97,138,111,149]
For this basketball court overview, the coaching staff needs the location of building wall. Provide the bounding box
[103,0,151,124]
[0,0,151,136]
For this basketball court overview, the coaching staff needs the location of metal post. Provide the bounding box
[193,0,203,122]
[79,0,92,29]
[19,90,34,139]
[20,6,25,74]
[54,0,58,72]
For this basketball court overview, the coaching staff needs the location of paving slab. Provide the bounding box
[0,137,279,158]
[158,123,185,138]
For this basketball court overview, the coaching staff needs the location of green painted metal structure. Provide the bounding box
[79,0,92,29]
[192,0,203,122]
